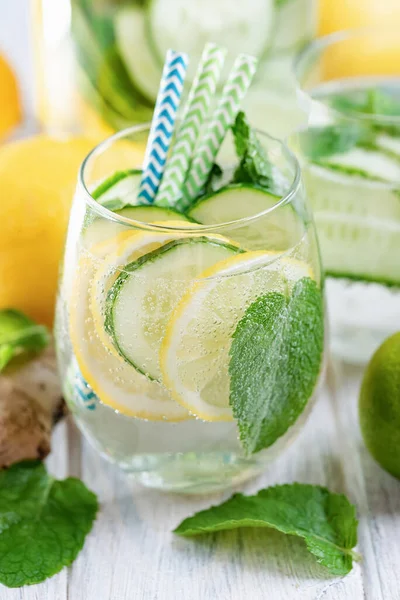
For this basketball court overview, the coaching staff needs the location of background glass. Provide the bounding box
[32,0,316,138]
[295,27,400,364]
[55,124,324,493]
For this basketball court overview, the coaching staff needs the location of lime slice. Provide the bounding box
[105,236,241,381]
[160,251,314,421]
[69,253,190,421]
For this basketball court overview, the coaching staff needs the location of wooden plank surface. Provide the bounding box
[2,359,399,600]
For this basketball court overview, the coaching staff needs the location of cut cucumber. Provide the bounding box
[115,7,161,104]
[147,0,274,80]
[187,184,303,251]
[84,206,193,250]
[106,237,241,380]
[303,164,400,222]
[92,169,142,204]
[317,146,400,184]
[315,211,400,285]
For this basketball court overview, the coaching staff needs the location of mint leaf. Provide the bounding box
[332,88,400,118]
[0,461,98,587]
[300,123,373,160]
[231,112,273,188]
[174,483,359,576]
[204,163,223,194]
[229,277,324,454]
[0,310,49,371]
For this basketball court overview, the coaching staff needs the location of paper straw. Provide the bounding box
[67,362,98,411]
[155,43,227,207]
[180,54,258,208]
[138,50,189,204]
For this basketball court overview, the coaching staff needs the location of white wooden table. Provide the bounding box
[1,360,399,600]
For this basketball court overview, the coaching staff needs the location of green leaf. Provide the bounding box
[332,88,400,118]
[231,112,288,195]
[231,111,273,187]
[204,163,223,194]
[0,310,49,371]
[300,123,374,160]
[0,461,98,588]
[229,277,324,454]
[174,483,359,576]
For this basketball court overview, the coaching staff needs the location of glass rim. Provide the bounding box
[78,122,302,234]
[294,25,400,126]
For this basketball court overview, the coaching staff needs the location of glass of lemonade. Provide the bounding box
[55,123,325,494]
[295,27,400,364]
[33,0,315,137]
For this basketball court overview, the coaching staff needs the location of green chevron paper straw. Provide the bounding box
[180,54,258,208]
[155,43,227,207]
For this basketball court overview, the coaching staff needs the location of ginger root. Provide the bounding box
[0,345,66,467]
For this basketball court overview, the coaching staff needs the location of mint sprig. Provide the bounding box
[231,111,274,189]
[0,310,49,371]
[174,483,359,576]
[300,123,373,161]
[229,277,324,454]
[0,461,98,588]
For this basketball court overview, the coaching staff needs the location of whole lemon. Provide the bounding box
[0,53,21,140]
[0,136,96,326]
[359,332,400,479]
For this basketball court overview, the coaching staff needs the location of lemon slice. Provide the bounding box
[69,250,191,421]
[160,251,314,421]
[89,220,224,355]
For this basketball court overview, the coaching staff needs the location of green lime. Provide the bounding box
[359,332,400,479]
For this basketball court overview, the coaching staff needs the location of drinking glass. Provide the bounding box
[55,124,325,493]
[32,0,315,137]
[295,27,400,364]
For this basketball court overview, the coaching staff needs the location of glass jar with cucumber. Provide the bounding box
[295,27,400,364]
[33,0,316,136]
[55,112,325,493]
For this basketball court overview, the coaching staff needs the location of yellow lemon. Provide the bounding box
[0,135,144,326]
[0,53,22,140]
[318,0,400,79]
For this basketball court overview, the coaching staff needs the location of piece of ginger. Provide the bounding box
[0,345,65,467]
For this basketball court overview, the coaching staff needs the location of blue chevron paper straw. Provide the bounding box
[181,54,258,206]
[65,362,98,411]
[155,43,227,207]
[138,50,189,204]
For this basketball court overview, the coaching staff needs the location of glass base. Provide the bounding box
[327,278,400,364]
[124,453,266,494]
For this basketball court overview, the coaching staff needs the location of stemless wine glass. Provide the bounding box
[295,27,400,364]
[55,123,325,494]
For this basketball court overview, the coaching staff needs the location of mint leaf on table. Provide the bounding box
[174,483,359,576]
[0,461,98,588]
[229,277,324,455]
[0,310,49,371]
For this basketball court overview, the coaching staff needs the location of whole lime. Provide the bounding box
[359,332,400,479]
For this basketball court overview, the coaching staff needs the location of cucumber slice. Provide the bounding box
[317,147,400,184]
[303,164,400,222]
[83,170,193,248]
[92,169,142,204]
[84,206,193,250]
[106,237,241,380]
[147,0,274,80]
[315,211,400,285]
[187,185,303,251]
[115,7,161,104]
